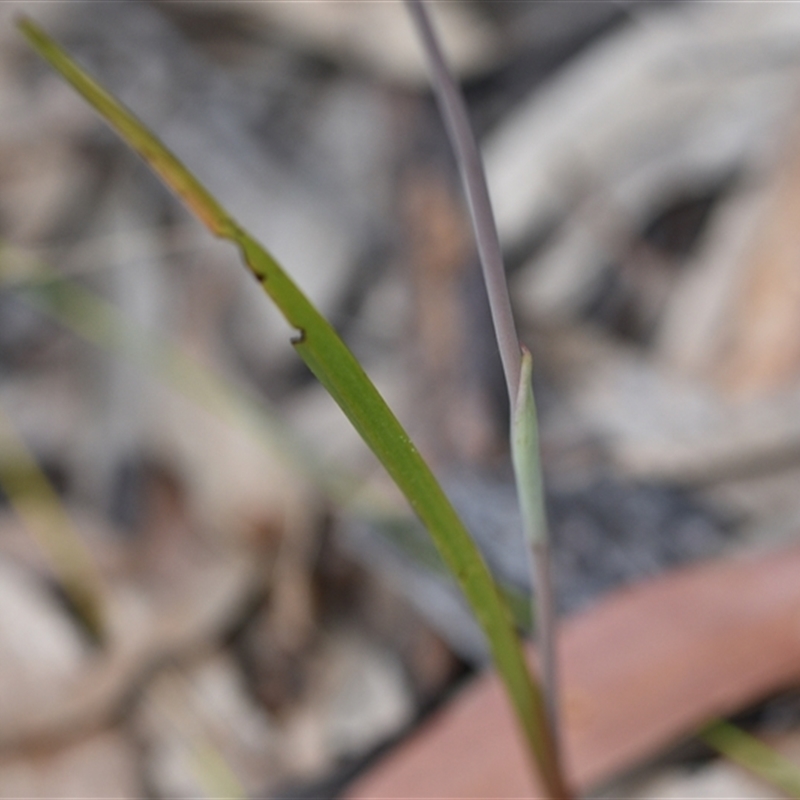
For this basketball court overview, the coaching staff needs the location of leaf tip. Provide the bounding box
[16,14,42,43]
[515,345,533,412]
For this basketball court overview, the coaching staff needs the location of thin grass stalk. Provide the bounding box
[152,671,248,800]
[403,0,520,400]
[405,0,565,778]
[700,719,800,798]
[0,402,105,639]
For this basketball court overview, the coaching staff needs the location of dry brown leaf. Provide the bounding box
[346,544,800,798]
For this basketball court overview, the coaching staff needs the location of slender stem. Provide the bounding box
[406,0,566,789]
[404,0,521,402]
[700,719,800,799]
[534,539,561,754]
[0,402,106,640]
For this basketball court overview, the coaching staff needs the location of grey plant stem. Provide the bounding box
[405,0,565,780]
[404,0,520,402]
[534,538,560,751]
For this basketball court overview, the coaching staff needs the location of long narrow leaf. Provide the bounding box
[18,18,564,794]
[700,719,800,799]
[512,347,560,750]
[0,402,105,639]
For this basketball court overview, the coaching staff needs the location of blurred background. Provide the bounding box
[2,0,800,796]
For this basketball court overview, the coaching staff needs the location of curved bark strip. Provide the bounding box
[347,543,800,798]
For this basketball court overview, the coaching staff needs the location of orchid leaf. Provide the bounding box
[18,17,563,792]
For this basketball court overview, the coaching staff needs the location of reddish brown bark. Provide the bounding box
[347,544,800,798]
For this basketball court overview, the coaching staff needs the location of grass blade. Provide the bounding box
[18,17,567,796]
[512,348,561,753]
[700,719,800,798]
[0,402,105,640]
[403,0,521,400]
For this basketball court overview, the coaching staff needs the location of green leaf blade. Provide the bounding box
[700,719,800,799]
[18,18,567,795]
[512,347,547,547]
